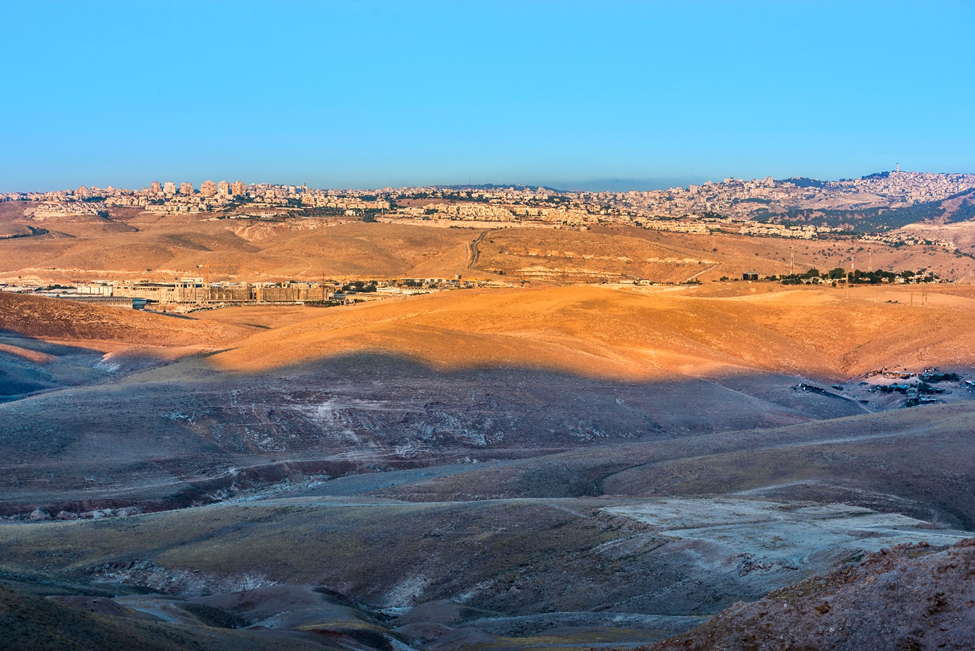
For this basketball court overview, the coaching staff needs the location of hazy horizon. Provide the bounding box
[11,168,973,195]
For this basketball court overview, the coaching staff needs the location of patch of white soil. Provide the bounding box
[604,498,968,576]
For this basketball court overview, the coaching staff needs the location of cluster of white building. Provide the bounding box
[4,170,975,234]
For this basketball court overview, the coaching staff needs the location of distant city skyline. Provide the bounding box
[1,0,973,192]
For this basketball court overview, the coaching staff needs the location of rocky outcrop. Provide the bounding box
[648,539,975,651]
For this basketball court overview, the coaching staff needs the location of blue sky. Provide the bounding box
[1,0,973,191]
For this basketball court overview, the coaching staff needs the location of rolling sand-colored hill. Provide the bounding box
[603,225,975,282]
[462,223,975,283]
[202,283,975,379]
[471,227,721,283]
[0,293,255,402]
[3,203,974,285]
[899,219,975,259]
[0,292,253,348]
[0,211,481,282]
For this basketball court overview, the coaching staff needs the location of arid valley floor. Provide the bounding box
[4,210,975,650]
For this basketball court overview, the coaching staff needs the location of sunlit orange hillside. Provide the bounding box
[200,283,975,381]
[0,216,483,283]
[5,206,975,286]
[0,292,253,349]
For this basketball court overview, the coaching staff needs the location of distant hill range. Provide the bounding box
[436,183,564,193]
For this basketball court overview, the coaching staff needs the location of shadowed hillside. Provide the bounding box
[377,401,975,529]
[1,403,974,649]
[0,293,256,403]
[0,583,357,650]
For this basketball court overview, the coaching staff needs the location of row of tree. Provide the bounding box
[776,268,939,285]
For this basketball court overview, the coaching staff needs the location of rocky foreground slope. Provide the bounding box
[645,539,975,651]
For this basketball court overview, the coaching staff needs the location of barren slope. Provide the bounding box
[2,403,975,649]
[649,539,975,651]
[0,583,346,650]
[206,283,975,379]
[0,292,253,348]
[0,293,255,403]
[4,204,974,285]
[2,284,975,650]
[0,210,480,282]
[381,400,975,528]
[593,225,975,283]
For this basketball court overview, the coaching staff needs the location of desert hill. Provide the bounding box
[202,283,975,379]
[0,293,255,402]
[3,284,975,517]
[897,219,975,262]
[600,224,975,282]
[0,212,482,282]
[377,399,975,528]
[0,292,252,348]
[3,203,975,285]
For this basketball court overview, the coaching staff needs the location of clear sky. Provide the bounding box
[1,0,973,192]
